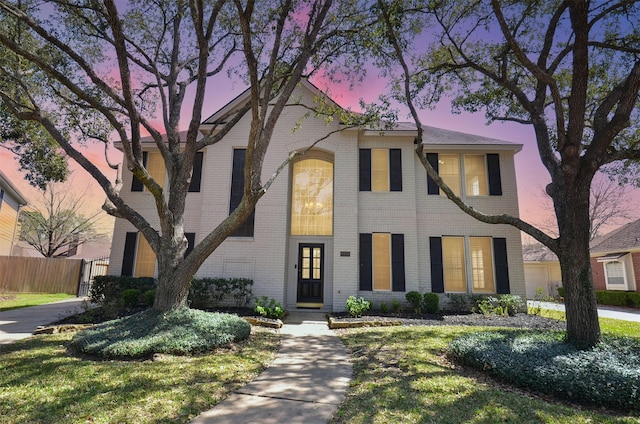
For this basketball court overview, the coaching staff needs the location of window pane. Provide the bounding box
[443,237,466,292]
[134,235,156,277]
[470,237,495,292]
[373,233,391,290]
[605,261,625,285]
[371,149,390,192]
[291,159,333,235]
[464,155,488,196]
[439,155,461,196]
[146,152,166,190]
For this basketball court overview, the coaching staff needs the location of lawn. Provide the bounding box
[0,327,279,423]
[0,293,76,312]
[530,307,640,339]
[332,325,640,424]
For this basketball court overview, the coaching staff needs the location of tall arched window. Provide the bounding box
[291,158,333,236]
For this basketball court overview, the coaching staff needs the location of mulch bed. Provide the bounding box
[327,311,566,330]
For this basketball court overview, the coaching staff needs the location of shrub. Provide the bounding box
[497,294,524,316]
[595,290,631,307]
[449,330,640,412]
[379,301,389,313]
[445,293,470,313]
[557,286,564,298]
[90,276,156,306]
[423,292,439,314]
[254,296,285,319]
[121,289,141,308]
[473,296,503,316]
[405,291,423,314]
[391,298,402,313]
[628,292,640,308]
[69,308,251,358]
[188,277,253,308]
[346,296,371,318]
[143,289,156,307]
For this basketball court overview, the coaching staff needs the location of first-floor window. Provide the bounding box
[430,236,509,294]
[359,233,405,292]
[469,237,495,292]
[604,261,625,286]
[373,233,391,291]
[443,237,466,292]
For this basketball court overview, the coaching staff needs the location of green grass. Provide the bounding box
[332,325,640,423]
[0,293,75,312]
[0,327,279,423]
[530,307,640,338]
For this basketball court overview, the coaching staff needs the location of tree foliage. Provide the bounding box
[372,0,640,347]
[0,0,378,312]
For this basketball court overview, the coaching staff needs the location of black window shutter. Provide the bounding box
[184,233,195,258]
[121,232,138,276]
[493,237,510,294]
[359,233,373,291]
[131,152,147,192]
[430,237,444,293]
[426,153,439,195]
[229,149,255,237]
[389,149,403,191]
[188,152,204,192]
[359,149,372,191]
[487,154,502,196]
[391,234,406,292]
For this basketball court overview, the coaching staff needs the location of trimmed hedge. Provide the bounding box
[69,308,251,358]
[449,330,640,412]
[90,276,254,309]
[595,290,640,309]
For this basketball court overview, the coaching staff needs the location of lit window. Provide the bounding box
[134,235,156,277]
[464,155,488,196]
[291,159,333,236]
[373,233,391,290]
[470,237,495,292]
[443,237,466,292]
[371,149,390,192]
[439,155,461,195]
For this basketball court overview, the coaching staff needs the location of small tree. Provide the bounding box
[18,180,105,258]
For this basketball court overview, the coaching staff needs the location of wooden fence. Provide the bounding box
[0,256,83,295]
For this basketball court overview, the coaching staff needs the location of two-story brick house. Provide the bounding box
[109,80,525,311]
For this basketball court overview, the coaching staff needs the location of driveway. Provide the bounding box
[528,300,640,323]
[0,297,89,344]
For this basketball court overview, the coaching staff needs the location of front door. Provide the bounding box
[297,243,324,304]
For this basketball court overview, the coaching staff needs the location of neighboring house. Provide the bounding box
[0,170,28,256]
[590,219,640,293]
[522,244,562,299]
[524,218,640,298]
[109,80,526,312]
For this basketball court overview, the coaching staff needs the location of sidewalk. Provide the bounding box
[0,297,88,344]
[528,300,640,322]
[191,311,352,424]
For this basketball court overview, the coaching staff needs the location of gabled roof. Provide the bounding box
[0,169,28,206]
[590,218,640,254]
[200,79,522,151]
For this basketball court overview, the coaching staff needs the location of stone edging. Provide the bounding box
[244,317,283,328]
[33,324,94,335]
[327,317,402,329]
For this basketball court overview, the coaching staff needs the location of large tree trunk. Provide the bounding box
[554,178,601,347]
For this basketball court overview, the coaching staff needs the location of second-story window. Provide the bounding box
[359,148,402,192]
[427,153,502,196]
[131,152,166,192]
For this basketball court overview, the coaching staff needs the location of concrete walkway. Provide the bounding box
[191,311,352,424]
[0,297,89,344]
[528,300,640,322]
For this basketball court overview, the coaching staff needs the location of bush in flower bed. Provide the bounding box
[448,330,640,412]
[69,308,251,359]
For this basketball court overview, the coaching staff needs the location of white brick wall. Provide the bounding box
[110,82,526,312]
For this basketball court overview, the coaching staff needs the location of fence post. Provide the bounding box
[77,259,86,297]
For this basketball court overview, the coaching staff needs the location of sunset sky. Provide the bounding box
[1,72,639,242]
